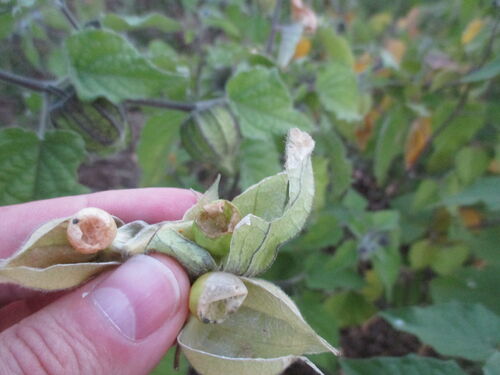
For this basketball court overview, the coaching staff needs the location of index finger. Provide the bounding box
[0,188,197,259]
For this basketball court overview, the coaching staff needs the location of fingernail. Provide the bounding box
[91,255,180,341]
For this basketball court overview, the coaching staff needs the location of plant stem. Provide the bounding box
[125,97,226,112]
[265,0,283,55]
[38,93,49,139]
[57,0,80,30]
[0,70,64,96]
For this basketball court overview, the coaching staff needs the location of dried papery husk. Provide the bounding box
[178,277,339,375]
[67,207,118,254]
[189,272,248,324]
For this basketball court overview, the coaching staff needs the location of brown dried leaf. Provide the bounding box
[404,117,432,170]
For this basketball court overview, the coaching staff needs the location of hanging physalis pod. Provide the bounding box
[67,207,118,254]
[189,272,248,324]
[180,104,240,176]
[192,200,242,258]
[50,91,128,153]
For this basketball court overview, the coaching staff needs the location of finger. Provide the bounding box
[0,254,190,375]
[0,188,197,259]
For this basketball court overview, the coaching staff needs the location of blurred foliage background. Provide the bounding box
[0,0,499,374]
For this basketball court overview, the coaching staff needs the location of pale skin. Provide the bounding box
[0,188,197,375]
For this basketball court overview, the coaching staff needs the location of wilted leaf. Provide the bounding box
[341,355,467,375]
[227,67,312,139]
[178,277,337,375]
[380,301,500,361]
[461,18,484,45]
[102,13,181,33]
[0,128,88,205]
[317,63,360,121]
[66,29,185,103]
[224,129,315,276]
[404,117,431,170]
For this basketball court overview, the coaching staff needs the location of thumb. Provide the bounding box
[0,254,190,375]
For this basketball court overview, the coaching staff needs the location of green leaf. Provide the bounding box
[0,128,88,205]
[306,240,363,291]
[319,118,352,199]
[238,137,282,190]
[340,355,467,375]
[317,63,360,121]
[0,13,14,39]
[102,13,181,33]
[430,266,500,316]
[380,302,500,361]
[427,103,485,172]
[178,277,338,375]
[461,58,500,83]
[137,111,186,187]
[227,67,312,139]
[483,351,500,375]
[224,129,315,276]
[455,146,489,185]
[293,211,344,252]
[441,177,500,211]
[312,157,329,211]
[324,291,376,328]
[317,27,355,67]
[65,29,184,103]
[374,108,407,185]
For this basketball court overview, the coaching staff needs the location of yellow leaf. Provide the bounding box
[459,207,483,229]
[404,117,431,169]
[354,52,372,74]
[488,159,500,174]
[461,18,484,45]
[293,37,311,59]
[385,39,406,65]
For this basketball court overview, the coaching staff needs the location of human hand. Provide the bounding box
[0,188,197,375]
